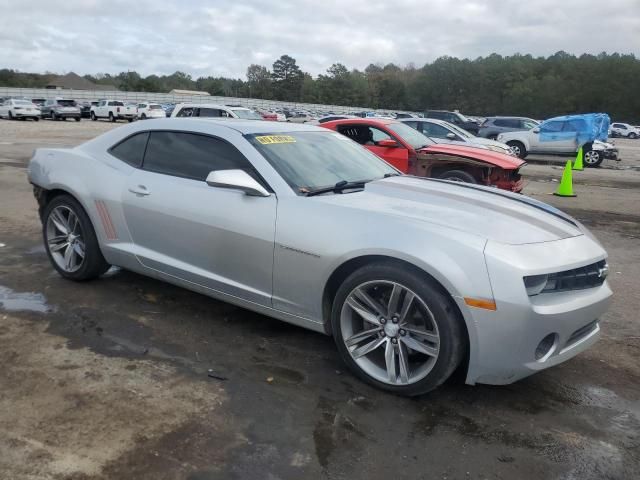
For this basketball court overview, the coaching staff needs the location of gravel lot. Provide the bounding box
[1,119,639,480]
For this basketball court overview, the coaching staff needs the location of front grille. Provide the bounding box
[565,320,598,348]
[545,260,608,293]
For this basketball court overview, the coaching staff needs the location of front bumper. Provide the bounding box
[463,234,612,385]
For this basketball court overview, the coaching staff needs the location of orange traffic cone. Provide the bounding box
[554,160,576,197]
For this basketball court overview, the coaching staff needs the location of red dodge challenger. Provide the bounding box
[321,118,525,192]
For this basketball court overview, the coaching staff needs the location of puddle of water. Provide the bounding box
[25,244,46,255]
[0,286,53,313]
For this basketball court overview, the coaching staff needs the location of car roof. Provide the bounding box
[165,117,327,134]
[400,118,447,125]
[320,118,397,127]
[175,103,232,109]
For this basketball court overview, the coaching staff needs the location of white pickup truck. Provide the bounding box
[90,100,137,122]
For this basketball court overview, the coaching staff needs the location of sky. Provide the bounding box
[0,0,638,79]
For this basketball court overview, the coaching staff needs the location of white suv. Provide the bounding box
[609,122,639,139]
[137,102,166,120]
[170,103,263,120]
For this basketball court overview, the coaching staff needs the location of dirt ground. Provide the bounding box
[0,119,639,480]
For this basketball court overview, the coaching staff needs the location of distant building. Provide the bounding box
[169,89,210,96]
[45,72,119,91]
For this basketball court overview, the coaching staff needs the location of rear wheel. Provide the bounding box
[50,111,57,121]
[507,141,527,159]
[33,117,39,122]
[42,195,110,281]
[331,262,465,396]
[141,113,147,120]
[629,132,638,139]
[109,112,115,123]
[75,116,81,122]
[8,111,13,120]
[438,170,477,184]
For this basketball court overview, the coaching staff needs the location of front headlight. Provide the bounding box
[524,274,549,296]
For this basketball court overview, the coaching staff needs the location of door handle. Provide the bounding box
[128,185,151,196]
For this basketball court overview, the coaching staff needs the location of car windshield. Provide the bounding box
[232,109,263,120]
[248,131,398,193]
[386,122,434,149]
[58,100,76,107]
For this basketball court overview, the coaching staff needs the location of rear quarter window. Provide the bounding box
[108,132,149,167]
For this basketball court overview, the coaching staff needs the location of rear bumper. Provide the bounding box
[55,111,81,118]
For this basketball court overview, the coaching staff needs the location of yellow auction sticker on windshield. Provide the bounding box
[255,135,296,145]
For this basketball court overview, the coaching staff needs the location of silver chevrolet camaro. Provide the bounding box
[28,118,612,395]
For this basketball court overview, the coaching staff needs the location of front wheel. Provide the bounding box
[75,117,81,122]
[438,170,477,184]
[42,195,110,281]
[33,117,39,122]
[91,112,97,121]
[331,262,465,396]
[8,111,13,120]
[583,149,603,168]
[507,141,527,159]
[141,113,147,120]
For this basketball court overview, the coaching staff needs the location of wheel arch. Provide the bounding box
[321,254,471,375]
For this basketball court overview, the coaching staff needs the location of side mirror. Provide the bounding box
[446,132,456,140]
[205,169,270,197]
[377,139,399,148]
[533,128,540,133]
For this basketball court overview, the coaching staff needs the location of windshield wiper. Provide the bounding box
[384,173,401,178]
[304,180,368,197]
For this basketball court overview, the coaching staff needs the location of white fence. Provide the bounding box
[0,87,412,116]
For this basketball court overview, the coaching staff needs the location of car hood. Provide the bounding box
[319,176,582,245]
[420,144,524,170]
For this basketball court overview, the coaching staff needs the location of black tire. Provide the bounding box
[8,111,13,120]
[33,117,39,122]
[629,132,638,139]
[583,148,603,168]
[51,111,57,121]
[127,118,133,123]
[487,134,498,140]
[75,116,81,122]
[439,170,477,184]
[331,261,465,396]
[42,195,110,281]
[506,140,527,159]
[141,113,147,120]
[109,112,115,123]
[62,117,67,121]
[91,112,97,121]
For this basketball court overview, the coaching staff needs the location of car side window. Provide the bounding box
[176,107,194,117]
[138,104,145,108]
[402,121,418,130]
[422,122,451,139]
[108,132,149,168]
[142,131,252,181]
[562,120,585,132]
[522,120,538,129]
[542,121,563,133]
[196,108,223,117]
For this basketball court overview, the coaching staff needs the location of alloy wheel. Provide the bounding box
[340,280,440,386]
[46,206,86,273]
[584,150,600,165]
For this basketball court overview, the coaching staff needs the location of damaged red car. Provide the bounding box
[321,118,524,192]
